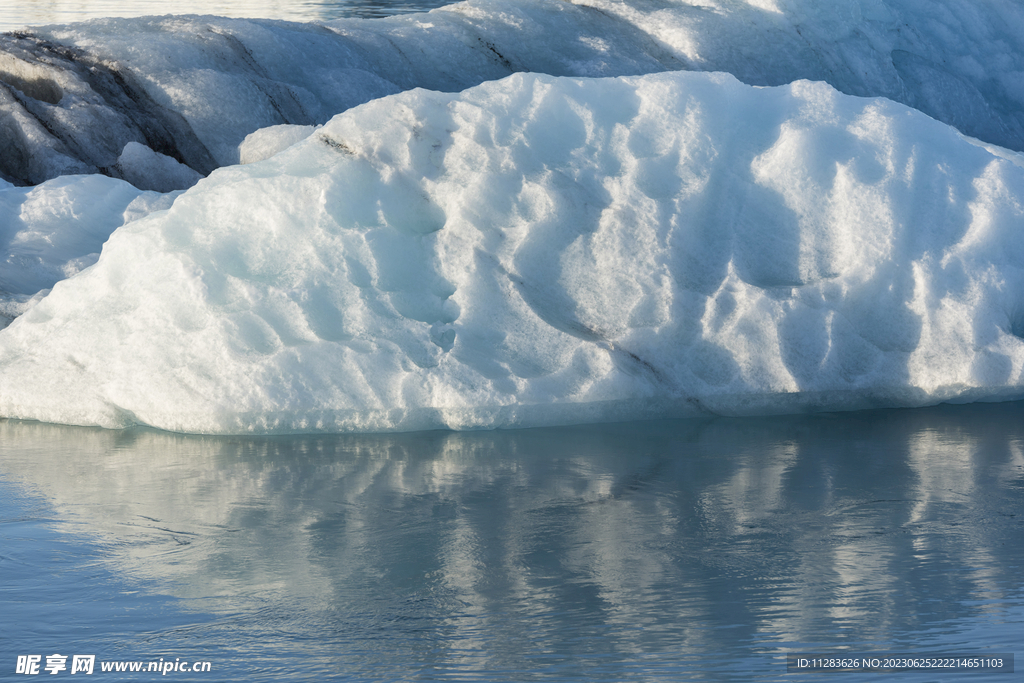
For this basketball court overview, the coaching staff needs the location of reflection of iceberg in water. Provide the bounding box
[1,405,1021,676]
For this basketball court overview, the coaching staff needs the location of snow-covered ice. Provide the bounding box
[2,0,1024,432]
[1,70,1023,433]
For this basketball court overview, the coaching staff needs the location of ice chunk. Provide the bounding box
[240,125,318,165]
[1,71,1023,433]
[115,141,203,192]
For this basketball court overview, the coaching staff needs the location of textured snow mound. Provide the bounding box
[2,71,1023,433]
[2,0,1023,189]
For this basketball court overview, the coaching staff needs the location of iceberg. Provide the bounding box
[2,70,1023,433]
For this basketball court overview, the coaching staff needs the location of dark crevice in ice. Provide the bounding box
[0,67,62,104]
[319,133,356,155]
[480,39,514,72]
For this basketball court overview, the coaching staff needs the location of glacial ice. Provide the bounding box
[2,0,1024,190]
[2,70,1023,433]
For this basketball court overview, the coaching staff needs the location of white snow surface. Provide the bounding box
[2,71,1023,433]
[3,0,1024,188]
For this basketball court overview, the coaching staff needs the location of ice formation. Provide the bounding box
[2,0,1024,432]
[1,70,1023,433]
[2,0,1023,190]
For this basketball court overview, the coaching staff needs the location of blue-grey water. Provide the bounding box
[2,404,1022,681]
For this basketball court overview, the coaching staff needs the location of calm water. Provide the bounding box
[1,0,454,32]
[2,404,1022,681]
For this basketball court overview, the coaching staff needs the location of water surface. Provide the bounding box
[2,404,1022,680]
